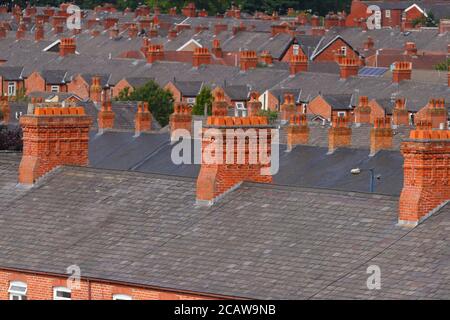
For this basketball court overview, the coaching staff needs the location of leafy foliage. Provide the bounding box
[192,86,213,116]
[412,11,438,27]
[258,109,278,123]
[435,58,450,71]
[0,125,23,151]
[116,80,174,127]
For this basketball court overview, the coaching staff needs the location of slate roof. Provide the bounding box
[172,80,204,96]
[40,69,68,84]
[0,66,24,80]
[0,158,448,299]
[322,94,354,110]
[223,84,250,101]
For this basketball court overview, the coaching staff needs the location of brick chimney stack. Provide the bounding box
[392,61,412,83]
[338,57,359,80]
[399,126,450,226]
[363,36,374,50]
[280,93,297,122]
[97,92,115,132]
[214,23,228,35]
[310,15,320,27]
[405,42,417,56]
[168,28,178,40]
[370,117,393,156]
[145,44,164,64]
[392,98,409,127]
[247,93,262,116]
[287,114,309,151]
[259,51,273,66]
[59,38,76,57]
[135,101,152,136]
[212,39,223,58]
[448,66,450,88]
[182,2,196,17]
[426,98,447,129]
[170,102,192,141]
[128,23,138,38]
[192,47,211,68]
[0,97,10,124]
[289,54,308,76]
[90,76,102,104]
[169,7,177,16]
[0,25,6,39]
[18,107,92,185]
[212,88,228,116]
[16,20,27,40]
[239,51,258,72]
[35,20,44,41]
[354,96,371,125]
[328,116,351,154]
[196,116,273,205]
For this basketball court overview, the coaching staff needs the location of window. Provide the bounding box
[186,97,196,105]
[113,294,132,300]
[235,102,246,110]
[340,46,347,56]
[8,281,27,300]
[293,44,300,56]
[50,85,60,93]
[385,10,391,18]
[7,82,16,96]
[337,111,346,117]
[53,287,71,300]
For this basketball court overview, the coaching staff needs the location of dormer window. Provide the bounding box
[8,281,27,300]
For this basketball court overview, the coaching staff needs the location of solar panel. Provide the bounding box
[358,67,389,77]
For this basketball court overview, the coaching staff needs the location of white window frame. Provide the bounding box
[385,10,391,18]
[337,111,346,117]
[113,294,132,300]
[53,286,72,300]
[8,281,27,300]
[293,44,300,56]
[186,97,196,104]
[340,46,347,56]
[235,102,246,110]
[50,85,60,93]
[7,82,16,96]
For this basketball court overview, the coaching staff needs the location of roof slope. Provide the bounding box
[0,163,448,299]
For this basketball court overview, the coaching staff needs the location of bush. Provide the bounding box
[258,109,279,123]
[116,80,174,127]
[192,86,213,116]
[0,125,23,151]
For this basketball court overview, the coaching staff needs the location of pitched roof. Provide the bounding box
[172,80,203,96]
[40,69,68,84]
[322,93,354,110]
[0,158,449,299]
[0,66,24,80]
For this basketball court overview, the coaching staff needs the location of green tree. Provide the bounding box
[412,11,438,27]
[435,58,450,71]
[192,86,213,116]
[116,80,174,127]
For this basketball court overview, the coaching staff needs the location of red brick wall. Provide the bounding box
[368,100,386,124]
[24,72,45,94]
[112,79,133,98]
[280,43,306,63]
[67,75,89,100]
[381,9,402,27]
[405,6,424,25]
[1,79,25,96]
[0,269,216,300]
[313,38,359,63]
[346,0,369,27]
[164,82,182,103]
[307,96,332,120]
